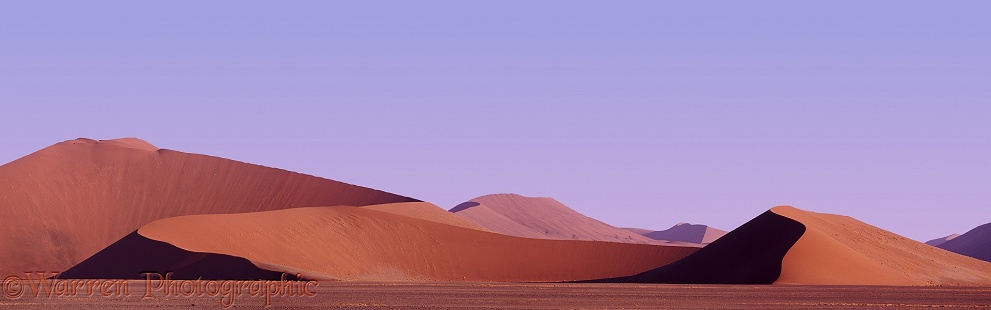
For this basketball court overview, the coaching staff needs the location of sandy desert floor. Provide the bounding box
[3,281,990,309]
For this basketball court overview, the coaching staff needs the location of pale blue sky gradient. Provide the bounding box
[2,1,989,240]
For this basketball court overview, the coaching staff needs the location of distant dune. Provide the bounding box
[591,206,991,286]
[449,194,671,245]
[937,223,991,263]
[637,223,727,245]
[62,206,698,281]
[925,234,960,247]
[0,138,417,276]
[361,202,492,232]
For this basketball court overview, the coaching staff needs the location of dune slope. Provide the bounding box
[58,232,292,280]
[773,206,991,285]
[587,210,805,284]
[0,138,417,276]
[937,223,991,263]
[64,206,698,282]
[590,206,991,286]
[450,194,662,245]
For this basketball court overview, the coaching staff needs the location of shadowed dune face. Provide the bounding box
[585,211,805,284]
[72,206,699,282]
[589,206,991,286]
[58,232,293,280]
[641,223,728,245]
[450,194,666,245]
[937,223,991,263]
[0,138,417,276]
[773,207,991,286]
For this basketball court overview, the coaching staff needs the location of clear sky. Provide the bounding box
[2,1,989,241]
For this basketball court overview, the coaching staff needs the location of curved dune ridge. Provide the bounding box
[590,206,991,286]
[937,223,991,263]
[64,205,699,282]
[586,210,805,284]
[640,223,728,245]
[0,138,417,276]
[449,194,672,245]
[773,206,991,285]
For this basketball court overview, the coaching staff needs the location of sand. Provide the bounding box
[6,281,991,309]
[773,206,991,285]
[937,222,991,262]
[96,206,700,282]
[592,206,991,286]
[0,138,417,276]
[588,210,805,284]
[450,194,665,245]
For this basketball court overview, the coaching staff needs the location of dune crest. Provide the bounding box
[589,206,991,286]
[0,138,417,276]
[64,206,698,281]
[450,194,666,245]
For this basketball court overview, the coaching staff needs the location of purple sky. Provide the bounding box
[2,1,989,241]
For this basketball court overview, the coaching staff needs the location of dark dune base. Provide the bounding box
[58,231,293,280]
[585,211,806,284]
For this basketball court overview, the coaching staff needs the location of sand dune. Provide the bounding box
[591,206,991,286]
[773,206,991,285]
[450,194,664,245]
[64,206,697,282]
[938,223,991,263]
[0,138,417,276]
[639,223,727,245]
[587,210,805,284]
[925,234,960,247]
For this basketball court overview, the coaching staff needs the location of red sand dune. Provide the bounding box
[937,223,991,263]
[592,206,991,286]
[63,206,698,282]
[449,194,667,245]
[925,234,960,247]
[0,138,417,277]
[587,210,805,284]
[638,223,728,245]
[773,206,991,285]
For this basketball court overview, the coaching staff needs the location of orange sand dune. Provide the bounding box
[936,223,991,263]
[0,138,417,276]
[450,194,665,245]
[773,206,991,285]
[63,206,698,281]
[592,206,991,286]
